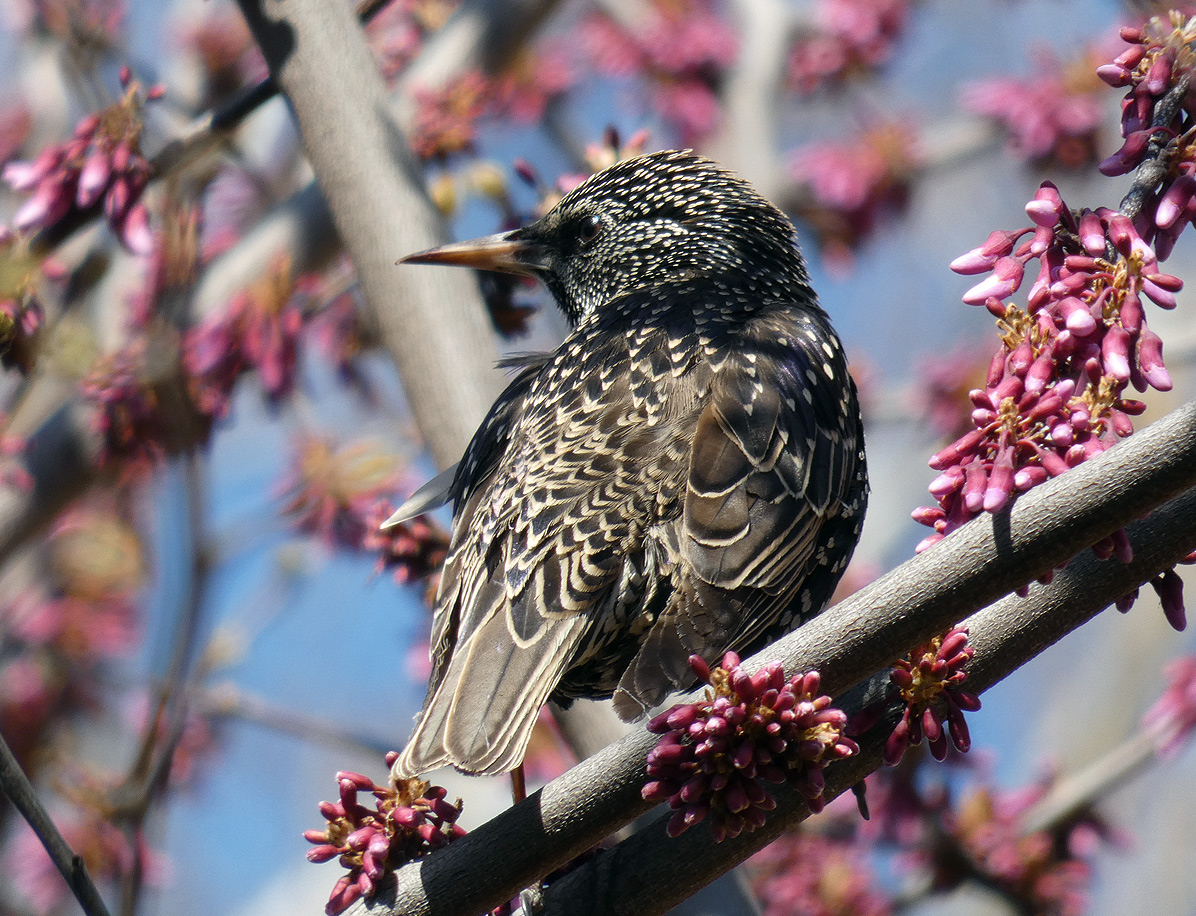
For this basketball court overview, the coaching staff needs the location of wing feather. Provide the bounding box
[615,305,865,712]
[397,287,866,776]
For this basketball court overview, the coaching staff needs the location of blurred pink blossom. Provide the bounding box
[788,0,911,93]
[962,47,1105,167]
[2,68,161,253]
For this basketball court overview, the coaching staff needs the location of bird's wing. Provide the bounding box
[380,463,459,527]
[381,355,554,529]
[421,356,549,698]
[396,329,697,775]
[613,306,864,716]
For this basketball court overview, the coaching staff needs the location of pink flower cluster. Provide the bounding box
[491,45,575,123]
[408,51,573,161]
[643,653,857,841]
[787,0,910,94]
[176,3,263,104]
[853,764,1116,916]
[308,294,366,381]
[749,831,891,916]
[1098,16,1196,258]
[366,1,425,81]
[277,437,450,586]
[2,67,160,253]
[305,762,466,916]
[915,186,1180,561]
[80,336,170,474]
[361,499,449,587]
[410,73,490,161]
[790,121,920,264]
[961,47,1105,167]
[945,783,1102,916]
[582,0,737,142]
[185,257,304,415]
[82,267,308,473]
[7,816,164,914]
[6,594,139,663]
[280,437,400,545]
[882,626,980,765]
[1142,653,1196,756]
[0,505,144,768]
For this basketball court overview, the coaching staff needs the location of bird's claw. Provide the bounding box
[517,882,545,915]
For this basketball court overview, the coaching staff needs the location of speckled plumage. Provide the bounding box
[391,150,868,777]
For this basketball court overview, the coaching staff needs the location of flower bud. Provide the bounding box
[1102,324,1132,381]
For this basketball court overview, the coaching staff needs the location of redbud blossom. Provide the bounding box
[884,626,980,766]
[643,653,857,841]
[2,69,161,253]
[1142,653,1196,755]
[915,185,1183,628]
[961,47,1105,167]
[305,761,465,916]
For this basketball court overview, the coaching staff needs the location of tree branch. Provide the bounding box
[351,396,1196,916]
[547,466,1196,916]
[235,0,507,467]
[0,730,114,916]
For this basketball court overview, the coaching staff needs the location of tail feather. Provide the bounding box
[612,611,694,720]
[393,610,588,777]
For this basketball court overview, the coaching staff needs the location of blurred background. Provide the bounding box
[0,0,1194,914]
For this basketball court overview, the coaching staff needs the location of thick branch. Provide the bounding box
[545,486,1196,916]
[355,397,1196,916]
[706,0,793,199]
[235,0,509,465]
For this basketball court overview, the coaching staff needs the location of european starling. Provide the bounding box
[389,150,867,778]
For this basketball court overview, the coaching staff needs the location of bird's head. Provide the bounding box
[400,150,810,323]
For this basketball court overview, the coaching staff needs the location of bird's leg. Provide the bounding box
[518,884,545,915]
[510,763,527,803]
[509,764,545,914]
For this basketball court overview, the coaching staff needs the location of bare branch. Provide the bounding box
[567,466,1196,916]
[0,731,114,916]
[706,0,792,199]
[235,0,508,466]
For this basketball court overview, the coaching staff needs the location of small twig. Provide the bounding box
[1018,733,1156,836]
[112,453,211,916]
[0,731,114,916]
[197,684,397,757]
[1119,73,1191,220]
[28,0,396,260]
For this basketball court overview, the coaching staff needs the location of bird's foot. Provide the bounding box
[517,881,545,915]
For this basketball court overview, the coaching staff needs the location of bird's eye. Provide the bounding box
[578,213,602,245]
